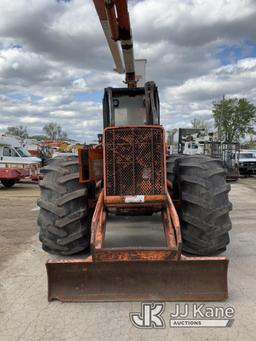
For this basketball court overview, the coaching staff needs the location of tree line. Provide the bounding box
[4,97,256,144]
[5,122,68,142]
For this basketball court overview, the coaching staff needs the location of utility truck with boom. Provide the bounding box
[38,0,231,301]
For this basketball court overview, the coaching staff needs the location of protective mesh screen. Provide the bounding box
[105,127,165,196]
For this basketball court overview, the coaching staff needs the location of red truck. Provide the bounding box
[0,136,41,187]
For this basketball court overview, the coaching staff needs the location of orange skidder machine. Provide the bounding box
[38,0,231,301]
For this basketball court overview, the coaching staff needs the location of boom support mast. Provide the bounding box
[93,0,136,87]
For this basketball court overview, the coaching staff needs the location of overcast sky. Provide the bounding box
[0,0,256,142]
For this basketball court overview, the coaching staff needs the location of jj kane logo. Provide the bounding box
[130,303,165,329]
[130,303,235,329]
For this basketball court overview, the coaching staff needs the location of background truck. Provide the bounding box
[239,150,256,176]
[177,128,240,180]
[0,135,41,187]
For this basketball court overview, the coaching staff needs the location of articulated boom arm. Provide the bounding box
[93,0,136,87]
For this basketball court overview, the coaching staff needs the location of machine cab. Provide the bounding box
[101,82,166,200]
[103,82,160,128]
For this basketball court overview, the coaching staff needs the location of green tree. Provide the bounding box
[43,122,67,140]
[30,135,47,141]
[213,97,256,143]
[191,118,209,130]
[6,125,28,142]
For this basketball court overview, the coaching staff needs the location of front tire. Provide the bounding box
[37,156,91,256]
[1,179,15,188]
[168,155,232,255]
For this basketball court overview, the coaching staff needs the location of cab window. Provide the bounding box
[113,95,146,125]
[240,153,253,159]
[3,147,19,157]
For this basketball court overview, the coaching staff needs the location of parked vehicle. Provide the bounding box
[178,129,240,180]
[239,150,256,176]
[0,135,41,187]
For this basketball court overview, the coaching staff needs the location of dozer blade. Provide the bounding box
[46,256,228,302]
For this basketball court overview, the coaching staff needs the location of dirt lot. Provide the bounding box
[0,183,39,271]
[0,178,256,341]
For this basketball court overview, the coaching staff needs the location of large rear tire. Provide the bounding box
[37,156,91,256]
[168,155,232,255]
[166,154,185,198]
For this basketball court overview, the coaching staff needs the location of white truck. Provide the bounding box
[183,140,206,155]
[178,128,240,180]
[0,135,41,187]
[239,150,256,176]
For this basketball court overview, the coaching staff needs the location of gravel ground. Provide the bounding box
[0,178,255,341]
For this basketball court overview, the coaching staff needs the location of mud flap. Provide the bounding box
[46,256,228,302]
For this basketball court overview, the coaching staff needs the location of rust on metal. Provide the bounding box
[166,192,182,255]
[94,210,106,250]
[94,248,177,262]
[104,126,166,197]
[106,203,164,210]
[78,147,103,183]
[162,210,179,256]
[90,191,104,251]
[105,195,166,205]
[90,186,181,262]
[46,257,229,302]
